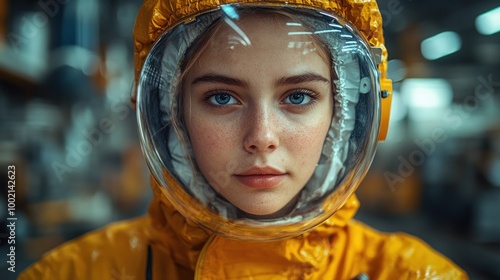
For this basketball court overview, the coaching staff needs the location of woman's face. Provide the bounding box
[183,14,333,217]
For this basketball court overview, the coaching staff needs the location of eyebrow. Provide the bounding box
[190,72,330,87]
[191,74,248,87]
[275,72,330,87]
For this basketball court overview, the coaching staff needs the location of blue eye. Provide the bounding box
[284,92,313,105]
[207,93,237,105]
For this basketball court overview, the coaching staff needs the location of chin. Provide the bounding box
[245,207,282,216]
[236,201,293,219]
[231,191,301,219]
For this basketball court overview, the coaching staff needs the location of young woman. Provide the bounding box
[20,0,467,279]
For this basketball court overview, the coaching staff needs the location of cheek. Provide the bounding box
[188,120,218,154]
[286,116,331,164]
[293,126,327,156]
[186,117,238,171]
[289,105,333,149]
[183,95,237,150]
[288,95,333,154]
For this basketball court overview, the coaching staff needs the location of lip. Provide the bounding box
[234,166,286,189]
[237,166,285,176]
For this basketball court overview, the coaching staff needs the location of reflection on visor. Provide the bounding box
[136,5,381,240]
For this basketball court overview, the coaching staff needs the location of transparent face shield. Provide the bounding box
[136,4,381,241]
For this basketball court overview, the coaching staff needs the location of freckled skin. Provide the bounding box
[183,14,333,217]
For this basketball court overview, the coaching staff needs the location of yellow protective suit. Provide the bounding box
[20,179,466,279]
[20,0,468,279]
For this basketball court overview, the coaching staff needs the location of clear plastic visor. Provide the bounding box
[136,4,381,241]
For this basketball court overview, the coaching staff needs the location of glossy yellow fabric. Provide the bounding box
[130,0,392,140]
[19,179,467,279]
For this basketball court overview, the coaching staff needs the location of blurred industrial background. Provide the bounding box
[0,0,499,279]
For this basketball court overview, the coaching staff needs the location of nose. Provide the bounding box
[243,106,279,153]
